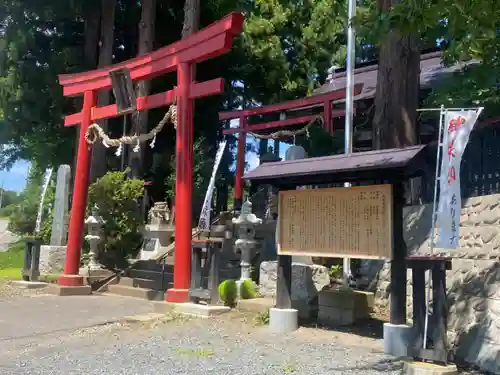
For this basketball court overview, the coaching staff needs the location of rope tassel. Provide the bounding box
[133,138,140,153]
[115,144,122,157]
[150,135,156,149]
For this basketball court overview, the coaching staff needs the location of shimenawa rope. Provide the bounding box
[248,115,323,140]
[84,103,177,156]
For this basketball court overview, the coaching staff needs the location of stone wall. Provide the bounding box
[362,194,500,374]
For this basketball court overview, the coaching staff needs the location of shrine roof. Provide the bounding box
[244,145,429,187]
[314,51,480,101]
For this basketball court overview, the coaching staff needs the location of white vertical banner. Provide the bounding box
[35,167,54,234]
[198,140,228,231]
[436,109,482,248]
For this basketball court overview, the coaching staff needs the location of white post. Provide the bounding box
[342,0,357,289]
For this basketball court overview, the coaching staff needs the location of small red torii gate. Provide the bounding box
[219,83,363,206]
[57,12,244,303]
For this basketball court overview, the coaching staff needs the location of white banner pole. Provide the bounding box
[197,140,228,231]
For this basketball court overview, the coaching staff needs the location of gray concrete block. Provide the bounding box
[383,323,413,357]
[269,308,298,333]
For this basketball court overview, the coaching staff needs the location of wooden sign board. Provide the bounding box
[277,184,393,259]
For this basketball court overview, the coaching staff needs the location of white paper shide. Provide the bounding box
[198,140,227,231]
[436,110,481,249]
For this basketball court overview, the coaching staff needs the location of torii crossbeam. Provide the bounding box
[57,12,244,303]
[219,83,363,207]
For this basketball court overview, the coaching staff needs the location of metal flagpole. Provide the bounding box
[422,104,445,349]
[421,105,483,349]
[342,0,357,288]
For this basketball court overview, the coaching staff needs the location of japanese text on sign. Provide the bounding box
[277,185,393,259]
[436,110,481,249]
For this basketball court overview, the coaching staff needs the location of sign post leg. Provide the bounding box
[58,90,97,287]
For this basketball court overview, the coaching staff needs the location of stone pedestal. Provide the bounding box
[39,245,66,274]
[269,307,298,333]
[139,223,175,260]
[383,323,413,357]
[317,289,374,326]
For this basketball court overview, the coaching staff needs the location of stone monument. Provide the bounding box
[39,165,71,274]
[232,200,262,289]
[139,202,175,260]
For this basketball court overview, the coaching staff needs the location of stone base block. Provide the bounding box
[269,308,298,333]
[152,301,176,314]
[123,313,166,323]
[79,268,115,285]
[383,323,413,357]
[318,305,355,326]
[10,280,48,289]
[47,284,92,296]
[404,362,458,375]
[174,303,231,318]
[39,245,66,274]
[317,289,374,326]
[238,297,274,314]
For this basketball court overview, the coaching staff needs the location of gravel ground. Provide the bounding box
[0,283,487,375]
[0,312,406,375]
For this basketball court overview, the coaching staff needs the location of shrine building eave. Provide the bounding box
[244,145,429,187]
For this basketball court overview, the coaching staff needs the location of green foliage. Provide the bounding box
[87,170,144,269]
[0,0,85,169]
[424,61,500,120]
[165,137,214,220]
[239,279,259,299]
[253,309,270,326]
[7,166,54,243]
[0,188,21,207]
[218,279,238,307]
[329,264,342,280]
[0,240,25,279]
[240,0,349,104]
[296,123,345,157]
[0,204,17,218]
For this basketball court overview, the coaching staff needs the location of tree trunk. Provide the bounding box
[73,6,101,186]
[90,0,117,182]
[128,0,157,179]
[182,0,200,37]
[372,0,420,150]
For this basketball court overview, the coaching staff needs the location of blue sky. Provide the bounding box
[0,160,30,192]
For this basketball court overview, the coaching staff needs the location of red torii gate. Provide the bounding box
[57,12,244,303]
[219,83,363,206]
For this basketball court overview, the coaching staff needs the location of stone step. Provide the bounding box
[132,260,174,272]
[127,269,173,282]
[118,276,168,290]
[107,284,166,301]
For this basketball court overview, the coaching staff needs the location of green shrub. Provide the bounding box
[218,279,237,307]
[87,170,144,269]
[239,279,259,299]
[0,204,17,218]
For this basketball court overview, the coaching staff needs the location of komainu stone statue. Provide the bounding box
[148,202,171,224]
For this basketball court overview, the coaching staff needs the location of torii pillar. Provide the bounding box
[55,13,244,301]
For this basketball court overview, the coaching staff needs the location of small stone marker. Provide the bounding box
[50,165,71,246]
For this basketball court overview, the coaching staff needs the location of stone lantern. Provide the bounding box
[232,200,263,282]
[84,205,105,270]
